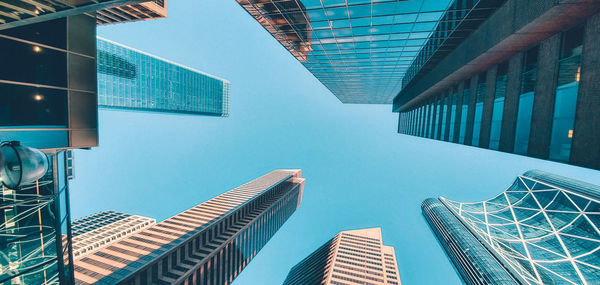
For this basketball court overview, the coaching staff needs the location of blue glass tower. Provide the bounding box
[97,38,230,116]
[423,170,600,284]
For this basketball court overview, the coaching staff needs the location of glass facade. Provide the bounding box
[549,26,583,162]
[422,199,517,284]
[489,62,508,150]
[236,0,461,104]
[472,73,486,147]
[425,170,600,285]
[74,170,305,285]
[514,47,539,155]
[0,151,74,284]
[0,15,98,149]
[97,38,230,117]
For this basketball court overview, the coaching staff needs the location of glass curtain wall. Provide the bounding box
[459,80,470,144]
[549,26,584,162]
[514,47,539,155]
[489,62,508,150]
[472,73,487,146]
[448,91,457,142]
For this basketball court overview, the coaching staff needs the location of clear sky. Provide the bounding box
[69,1,600,284]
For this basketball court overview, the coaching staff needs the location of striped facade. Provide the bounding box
[284,228,401,285]
[74,169,305,284]
[71,211,156,260]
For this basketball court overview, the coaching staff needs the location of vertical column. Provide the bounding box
[499,52,524,153]
[453,82,465,143]
[528,34,561,159]
[431,100,438,139]
[571,14,600,169]
[464,76,478,145]
[480,66,497,148]
[444,90,453,142]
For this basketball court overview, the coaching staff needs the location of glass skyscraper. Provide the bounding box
[97,38,231,116]
[423,170,600,284]
[235,0,457,104]
[283,228,401,285]
[73,169,305,284]
[71,211,155,260]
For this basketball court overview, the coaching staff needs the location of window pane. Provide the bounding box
[549,26,583,162]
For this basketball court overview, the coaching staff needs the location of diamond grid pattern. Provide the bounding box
[441,175,600,285]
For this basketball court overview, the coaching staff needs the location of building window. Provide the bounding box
[459,80,470,144]
[490,62,508,150]
[514,46,539,155]
[429,102,436,138]
[434,99,441,139]
[440,97,448,140]
[472,72,487,146]
[448,90,457,142]
[549,26,584,162]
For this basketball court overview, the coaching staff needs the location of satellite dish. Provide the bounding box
[0,141,49,189]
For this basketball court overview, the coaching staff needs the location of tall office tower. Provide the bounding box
[73,169,305,284]
[236,0,459,104]
[97,38,231,116]
[71,211,156,260]
[283,228,401,285]
[423,170,600,285]
[394,0,600,170]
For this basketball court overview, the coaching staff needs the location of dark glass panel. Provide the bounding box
[0,38,67,87]
[0,83,67,126]
[0,18,66,49]
[549,26,584,162]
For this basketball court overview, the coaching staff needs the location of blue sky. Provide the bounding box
[69,1,600,284]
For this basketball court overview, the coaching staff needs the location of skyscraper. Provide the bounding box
[71,211,156,260]
[235,0,457,104]
[283,228,401,285]
[97,37,230,116]
[394,0,600,170]
[423,170,600,284]
[74,169,305,284]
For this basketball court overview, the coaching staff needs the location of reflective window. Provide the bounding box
[472,73,487,146]
[434,99,441,139]
[449,90,457,142]
[0,37,67,87]
[429,102,435,138]
[459,80,470,144]
[0,83,68,127]
[514,47,539,155]
[490,62,508,150]
[549,26,583,162]
[441,97,448,140]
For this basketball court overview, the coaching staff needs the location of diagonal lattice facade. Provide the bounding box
[423,170,600,285]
